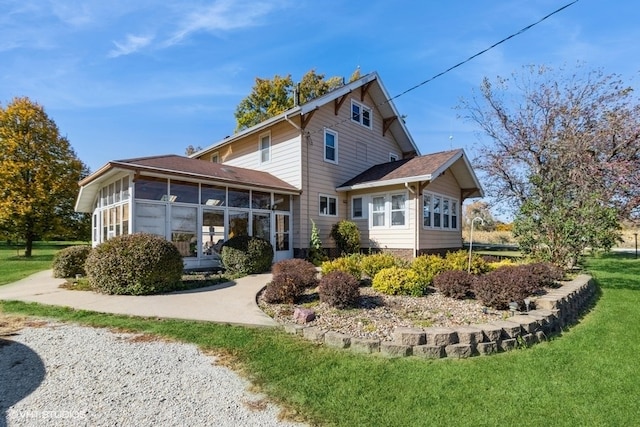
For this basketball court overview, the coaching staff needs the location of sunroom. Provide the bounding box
[75,155,300,270]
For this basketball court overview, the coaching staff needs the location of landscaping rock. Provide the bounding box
[283,323,305,335]
[324,331,351,349]
[499,338,517,352]
[413,345,445,359]
[455,326,483,345]
[393,327,426,346]
[490,320,522,339]
[424,327,458,346]
[350,338,380,354]
[474,324,503,342]
[476,341,498,355]
[510,315,540,334]
[293,307,316,324]
[302,326,326,341]
[380,342,412,358]
[445,344,473,359]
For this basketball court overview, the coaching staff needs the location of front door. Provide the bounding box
[274,213,292,262]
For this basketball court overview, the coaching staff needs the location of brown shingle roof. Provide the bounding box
[81,154,299,193]
[338,149,463,189]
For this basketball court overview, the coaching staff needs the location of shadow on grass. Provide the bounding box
[586,253,640,291]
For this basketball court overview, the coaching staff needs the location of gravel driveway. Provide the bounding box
[0,323,305,427]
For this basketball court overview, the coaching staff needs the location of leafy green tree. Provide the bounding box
[234,69,349,131]
[0,97,88,256]
[461,65,639,266]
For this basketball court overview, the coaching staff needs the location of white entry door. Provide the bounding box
[273,213,292,262]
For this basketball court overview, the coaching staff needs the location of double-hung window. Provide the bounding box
[370,193,407,228]
[352,197,365,219]
[259,132,271,164]
[319,194,337,216]
[351,100,372,129]
[324,129,338,163]
[391,194,406,226]
[372,196,386,227]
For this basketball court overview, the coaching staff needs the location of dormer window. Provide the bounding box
[211,152,219,163]
[351,100,372,129]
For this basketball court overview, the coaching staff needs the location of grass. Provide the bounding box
[2,252,639,425]
[0,241,86,286]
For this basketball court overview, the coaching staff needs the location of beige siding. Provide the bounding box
[419,171,463,249]
[198,121,303,189]
[299,91,407,249]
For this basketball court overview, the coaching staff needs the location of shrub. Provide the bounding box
[432,270,476,299]
[320,254,363,280]
[318,271,360,308]
[372,267,425,296]
[330,220,361,255]
[411,254,447,287]
[272,258,318,289]
[472,264,544,309]
[528,262,564,286]
[85,233,184,295]
[52,245,91,278]
[443,250,490,274]
[360,253,406,278]
[220,235,273,275]
[263,273,303,304]
[307,219,327,266]
[487,258,517,271]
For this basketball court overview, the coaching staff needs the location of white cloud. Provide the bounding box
[108,34,154,58]
[166,0,277,46]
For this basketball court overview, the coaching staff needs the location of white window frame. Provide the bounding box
[351,196,367,220]
[324,128,338,164]
[259,132,271,164]
[351,100,372,129]
[319,194,338,216]
[389,152,399,162]
[369,191,409,229]
[211,152,219,163]
[423,192,459,231]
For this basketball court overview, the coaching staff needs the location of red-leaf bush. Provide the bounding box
[271,258,318,289]
[472,264,545,309]
[528,262,564,287]
[263,272,303,304]
[318,270,360,308]
[432,270,476,299]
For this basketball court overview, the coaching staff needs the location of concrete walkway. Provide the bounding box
[0,270,277,327]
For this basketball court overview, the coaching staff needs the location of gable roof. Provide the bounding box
[336,149,483,197]
[192,72,420,159]
[75,155,300,212]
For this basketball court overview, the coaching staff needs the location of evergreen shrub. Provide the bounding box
[85,233,184,295]
[372,267,425,296]
[330,220,361,255]
[52,245,91,278]
[220,235,273,275]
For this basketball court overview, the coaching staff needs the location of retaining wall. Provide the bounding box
[283,274,597,359]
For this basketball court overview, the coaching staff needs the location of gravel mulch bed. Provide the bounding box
[258,285,509,342]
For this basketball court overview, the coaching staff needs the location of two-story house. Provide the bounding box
[75,72,483,270]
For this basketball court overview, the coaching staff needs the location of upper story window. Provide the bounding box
[351,100,372,129]
[423,192,459,230]
[324,128,338,164]
[211,152,219,163]
[259,132,271,164]
[389,152,399,162]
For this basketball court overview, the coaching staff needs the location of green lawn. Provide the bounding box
[2,253,639,426]
[0,241,86,286]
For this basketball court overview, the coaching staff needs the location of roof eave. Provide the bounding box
[336,174,432,192]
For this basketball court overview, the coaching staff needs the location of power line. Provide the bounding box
[388,0,580,102]
[307,0,579,136]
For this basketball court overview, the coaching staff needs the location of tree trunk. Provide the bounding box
[24,232,34,258]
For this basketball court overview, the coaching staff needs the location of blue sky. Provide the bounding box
[1,0,638,174]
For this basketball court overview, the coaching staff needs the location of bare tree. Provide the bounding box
[461,65,640,266]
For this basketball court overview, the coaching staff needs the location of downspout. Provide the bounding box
[405,183,417,257]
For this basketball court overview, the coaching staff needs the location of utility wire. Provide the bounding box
[388,0,580,102]
[306,0,579,136]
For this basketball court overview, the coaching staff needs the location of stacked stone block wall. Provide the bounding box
[284,274,596,359]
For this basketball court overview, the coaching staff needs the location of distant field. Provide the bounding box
[0,242,85,286]
[463,229,638,249]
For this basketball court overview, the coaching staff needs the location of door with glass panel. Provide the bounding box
[274,213,292,262]
[202,209,225,257]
